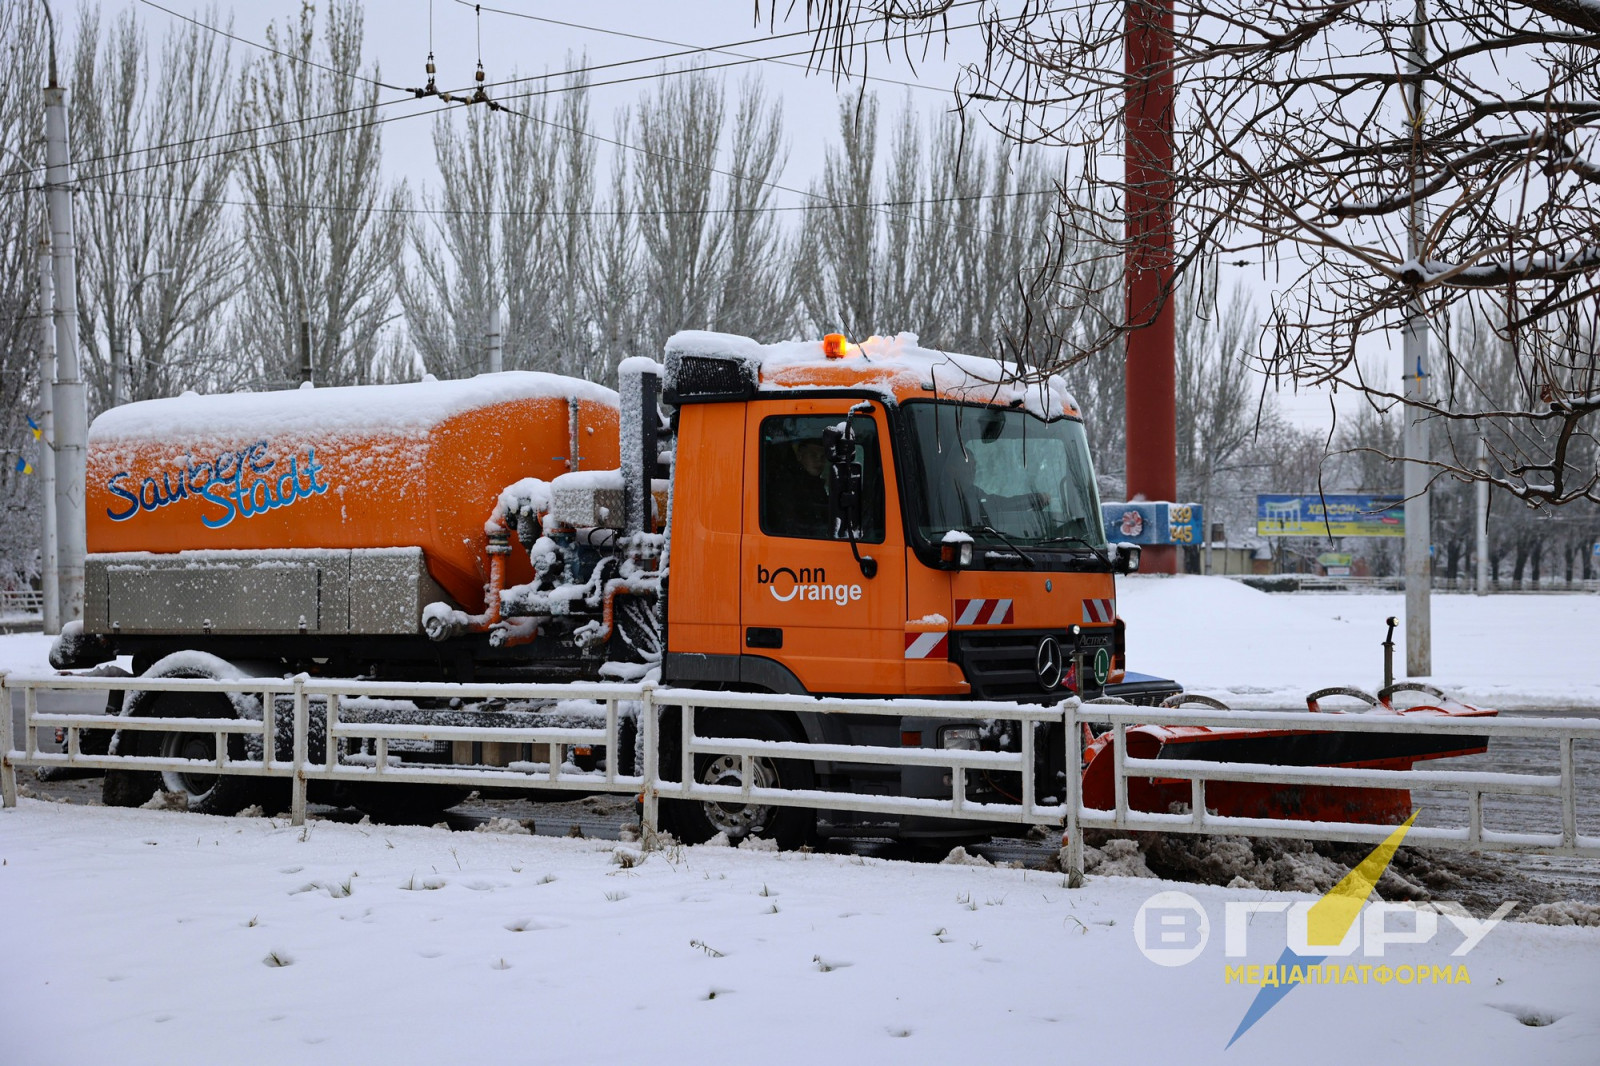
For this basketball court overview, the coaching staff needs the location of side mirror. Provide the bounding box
[821,421,863,538]
[822,414,877,579]
[1112,543,1141,575]
[821,422,853,465]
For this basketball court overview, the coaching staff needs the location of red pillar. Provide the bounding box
[1124,0,1178,574]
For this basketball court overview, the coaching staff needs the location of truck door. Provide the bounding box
[740,399,907,695]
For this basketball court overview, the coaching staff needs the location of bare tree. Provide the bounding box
[582,120,642,367]
[794,94,880,341]
[1175,277,1257,550]
[775,0,1600,506]
[0,4,53,586]
[236,0,407,388]
[631,69,728,353]
[705,76,793,342]
[70,6,241,407]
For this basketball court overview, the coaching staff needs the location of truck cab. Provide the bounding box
[654,331,1163,844]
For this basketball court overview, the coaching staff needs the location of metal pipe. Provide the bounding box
[1475,435,1489,594]
[487,306,502,374]
[1,674,15,808]
[110,338,125,407]
[1383,615,1397,693]
[298,319,313,386]
[291,677,308,825]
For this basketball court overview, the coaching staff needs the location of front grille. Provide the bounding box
[951,628,1115,702]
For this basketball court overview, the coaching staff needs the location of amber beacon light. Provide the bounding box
[822,333,849,359]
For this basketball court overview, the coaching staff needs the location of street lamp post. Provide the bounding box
[253,232,315,388]
[42,1,88,625]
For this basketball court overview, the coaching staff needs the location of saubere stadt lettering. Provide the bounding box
[105,441,331,529]
[756,565,863,604]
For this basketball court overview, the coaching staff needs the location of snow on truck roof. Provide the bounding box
[89,372,619,441]
[663,329,1080,419]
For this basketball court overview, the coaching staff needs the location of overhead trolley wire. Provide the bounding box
[12,14,995,193]
[2,0,993,187]
[3,1,1045,243]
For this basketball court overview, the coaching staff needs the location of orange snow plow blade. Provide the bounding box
[1079,685,1495,824]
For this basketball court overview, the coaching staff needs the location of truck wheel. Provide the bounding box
[104,689,264,815]
[661,712,815,850]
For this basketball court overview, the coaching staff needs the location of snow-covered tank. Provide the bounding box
[84,374,619,634]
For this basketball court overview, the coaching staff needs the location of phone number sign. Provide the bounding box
[1101,501,1203,546]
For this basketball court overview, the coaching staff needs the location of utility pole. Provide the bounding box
[1124,0,1178,574]
[1401,0,1431,675]
[298,320,313,386]
[487,307,503,374]
[1475,435,1489,595]
[44,14,87,626]
[35,232,59,634]
[110,337,126,406]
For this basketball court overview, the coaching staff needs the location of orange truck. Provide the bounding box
[54,330,1486,843]
[56,331,1160,841]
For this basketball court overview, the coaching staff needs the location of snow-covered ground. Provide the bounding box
[1118,576,1600,710]
[1,802,1597,1066]
[3,577,1597,1064]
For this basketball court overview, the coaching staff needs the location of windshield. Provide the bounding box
[903,402,1106,551]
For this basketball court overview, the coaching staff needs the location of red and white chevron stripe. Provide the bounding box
[954,598,1014,626]
[903,632,949,659]
[1081,598,1115,624]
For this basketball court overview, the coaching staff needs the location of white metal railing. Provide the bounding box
[1061,704,1600,875]
[3,672,1596,873]
[0,590,43,615]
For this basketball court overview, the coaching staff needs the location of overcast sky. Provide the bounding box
[81,0,1373,431]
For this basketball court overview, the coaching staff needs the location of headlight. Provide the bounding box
[940,725,980,750]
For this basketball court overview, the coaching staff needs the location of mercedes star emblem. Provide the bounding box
[1035,636,1063,689]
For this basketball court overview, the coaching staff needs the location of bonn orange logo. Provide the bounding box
[755,565,863,604]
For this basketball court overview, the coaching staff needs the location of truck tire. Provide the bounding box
[660,711,815,850]
[104,687,265,815]
[104,653,273,814]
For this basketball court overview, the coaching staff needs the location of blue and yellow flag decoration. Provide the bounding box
[26,416,41,441]
[14,456,32,475]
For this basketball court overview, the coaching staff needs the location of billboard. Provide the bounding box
[1102,502,1203,546]
[1256,494,1404,538]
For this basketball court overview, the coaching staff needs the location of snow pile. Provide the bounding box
[89,371,618,442]
[473,817,534,836]
[940,846,993,867]
[1522,901,1600,927]
[140,790,190,812]
[1079,838,1156,879]
[663,329,1078,420]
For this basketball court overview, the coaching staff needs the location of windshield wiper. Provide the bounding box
[967,524,1037,568]
[1035,534,1114,569]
